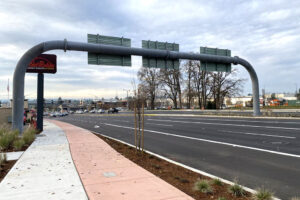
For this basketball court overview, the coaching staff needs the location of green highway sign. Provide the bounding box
[200,47,231,72]
[87,34,131,66]
[142,40,179,69]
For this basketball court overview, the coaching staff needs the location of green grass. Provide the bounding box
[194,179,213,194]
[228,181,245,197]
[217,197,226,200]
[212,178,223,186]
[13,138,25,151]
[0,130,19,151]
[0,124,10,136]
[0,126,37,151]
[22,127,37,145]
[253,187,273,200]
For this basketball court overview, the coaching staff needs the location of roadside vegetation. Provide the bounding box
[194,179,213,194]
[229,181,246,197]
[0,125,37,152]
[253,187,273,200]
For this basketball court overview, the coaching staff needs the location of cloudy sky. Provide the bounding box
[0,0,299,100]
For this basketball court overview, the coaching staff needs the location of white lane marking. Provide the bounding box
[219,130,296,139]
[103,123,300,158]
[113,120,130,123]
[148,119,300,131]
[146,123,173,127]
[169,117,300,124]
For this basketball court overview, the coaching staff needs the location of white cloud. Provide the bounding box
[0,0,300,99]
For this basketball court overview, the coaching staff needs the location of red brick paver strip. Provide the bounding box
[51,120,194,200]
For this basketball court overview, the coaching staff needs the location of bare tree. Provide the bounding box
[138,67,160,110]
[191,62,211,109]
[159,68,182,109]
[210,69,245,109]
[183,61,196,109]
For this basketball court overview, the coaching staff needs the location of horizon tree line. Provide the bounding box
[138,60,245,110]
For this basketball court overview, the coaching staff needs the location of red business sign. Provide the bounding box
[27,54,57,74]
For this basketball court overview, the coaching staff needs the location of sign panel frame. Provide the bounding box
[142,40,179,69]
[26,54,57,74]
[200,47,231,73]
[87,34,131,67]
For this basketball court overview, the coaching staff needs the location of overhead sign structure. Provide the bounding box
[200,47,231,72]
[26,54,57,74]
[142,40,179,69]
[87,34,131,66]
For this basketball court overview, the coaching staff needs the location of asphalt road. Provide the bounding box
[55,113,300,199]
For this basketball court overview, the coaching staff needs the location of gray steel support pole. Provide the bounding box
[37,73,44,131]
[13,40,261,133]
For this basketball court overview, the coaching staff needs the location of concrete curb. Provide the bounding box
[144,113,300,120]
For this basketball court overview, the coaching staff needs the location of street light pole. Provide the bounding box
[123,89,130,110]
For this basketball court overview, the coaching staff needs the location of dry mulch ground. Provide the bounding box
[0,143,32,153]
[0,160,17,182]
[95,134,252,200]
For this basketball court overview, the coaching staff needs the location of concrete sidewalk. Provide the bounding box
[0,120,193,200]
[0,121,88,200]
[52,120,193,200]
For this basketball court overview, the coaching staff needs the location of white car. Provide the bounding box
[76,110,84,114]
[89,109,96,113]
[97,109,105,114]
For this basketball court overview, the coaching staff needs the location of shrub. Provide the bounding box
[13,138,25,151]
[212,178,223,186]
[194,179,213,194]
[0,124,10,136]
[229,182,245,197]
[253,187,273,200]
[217,197,226,200]
[0,130,19,151]
[22,127,37,145]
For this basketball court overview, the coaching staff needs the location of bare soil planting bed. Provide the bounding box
[0,142,32,153]
[95,134,252,200]
[0,160,17,182]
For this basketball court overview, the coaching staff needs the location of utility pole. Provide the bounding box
[7,78,10,107]
[123,89,130,110]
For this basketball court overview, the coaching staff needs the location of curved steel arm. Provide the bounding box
[13,40,260,133]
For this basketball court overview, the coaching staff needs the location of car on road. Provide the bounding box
[108,108,119,114]
[97,109,105,114]
[89,109,96,113]
[75,110,84,114]
[61,111,68,116]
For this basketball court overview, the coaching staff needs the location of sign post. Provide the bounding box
[27,54,57,131]
[37,73,44,131]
